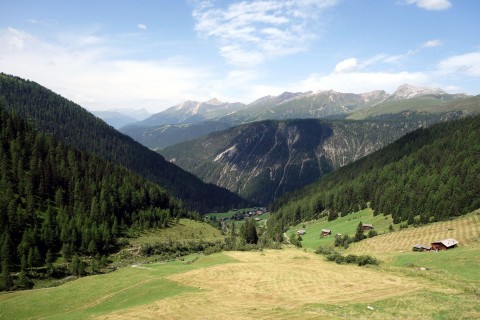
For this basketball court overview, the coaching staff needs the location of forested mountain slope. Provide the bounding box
[0,107,191,290]
[161,119,428,204]
[0,74,248,212]
[267,114,480,239]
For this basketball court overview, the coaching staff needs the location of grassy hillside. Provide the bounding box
[128,219,225,246]
[287,208,394,250]
[348,210,480,255]
[0,253,237,319]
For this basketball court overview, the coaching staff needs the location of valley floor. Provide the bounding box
[1,212,479,319]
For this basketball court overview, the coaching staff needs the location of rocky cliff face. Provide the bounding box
[161,119,424,205]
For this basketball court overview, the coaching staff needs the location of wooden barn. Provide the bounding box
[321,229,331,236]
[430,238,459,251]
[297,229,306,236]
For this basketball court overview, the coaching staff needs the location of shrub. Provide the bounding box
[315,246,334,255]
[356,255,380,266]
[317,248,381,267]
[367,229,378,238]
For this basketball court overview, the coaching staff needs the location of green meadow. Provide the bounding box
[287,208,394,250]
[0,253,237,320]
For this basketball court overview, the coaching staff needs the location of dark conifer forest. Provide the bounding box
[0,73,249,214]
[0,105,200,289]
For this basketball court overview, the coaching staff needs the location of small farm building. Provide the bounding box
[321,229,331,236]
[362,224,373,231]
[431,238,459,251]
[297,229,306,236]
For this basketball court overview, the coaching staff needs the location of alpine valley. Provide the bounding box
[1,73,480,320]
[2,1,480,318]
[140,84,478,204]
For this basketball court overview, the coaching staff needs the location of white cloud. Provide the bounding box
[28,19,57,27]
[193,0,338,66]
[137,24,147,30]
[437,52,480,77]
[334,58,359,73]
[404,0,452,11]
[422,39,443,48]
[0,28,212,112]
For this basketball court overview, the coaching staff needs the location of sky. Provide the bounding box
[0,0,479,113]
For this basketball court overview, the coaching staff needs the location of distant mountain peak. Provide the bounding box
[391,84,447,100]
[205,98,223,105]
[174,100,201,111]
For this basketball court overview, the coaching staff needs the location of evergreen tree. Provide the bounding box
[244,219,258,244]
[354,222,366,242]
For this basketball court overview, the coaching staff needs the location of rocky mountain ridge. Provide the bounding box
[160,119,432,204]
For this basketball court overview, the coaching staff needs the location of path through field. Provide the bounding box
[97,249,433,319]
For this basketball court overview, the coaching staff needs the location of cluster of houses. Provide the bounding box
[297,223,375,238]
[231,208,268,221]
[413,238,459,252]
[296,228,335,237]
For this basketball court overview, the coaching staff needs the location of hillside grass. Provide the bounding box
[287,208,394,250]
[128,218,225,246]
[0,253,238,320]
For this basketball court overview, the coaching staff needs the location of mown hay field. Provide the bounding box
[347,210,480,254]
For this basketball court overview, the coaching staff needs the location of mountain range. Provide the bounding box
[121,84,473,150]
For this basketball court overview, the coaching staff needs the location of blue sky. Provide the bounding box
[0,0,479,113]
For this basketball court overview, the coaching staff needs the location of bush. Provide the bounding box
[356,255,380,266]
[316,248,381,267]
[367,229,378,238]
[315,246,334,255]
[345,254,357,264]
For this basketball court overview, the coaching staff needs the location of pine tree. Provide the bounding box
[354,222,366,242]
